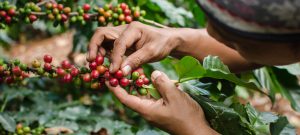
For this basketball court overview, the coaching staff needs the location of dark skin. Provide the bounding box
[87,21,300,134]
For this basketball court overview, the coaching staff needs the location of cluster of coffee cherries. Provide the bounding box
[0,1,146,28]
[0,1,17,28]
[0,54,152,96]
[15,123,45,135]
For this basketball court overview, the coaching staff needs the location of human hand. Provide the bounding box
[106,70,219,135]
[87,21,184,75]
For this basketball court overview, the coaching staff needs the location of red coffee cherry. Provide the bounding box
[52,3,58,9]
[120,78,130,87]
[97,65,107,75]
[114,70,123,79]
[82,4,91,12]
[91,70,100,79]
[83,14,90,21]
[8,8,16,16]
[70,67,79,77]
[125,16,132,23]
[120,3,127,11]
[44,63,52,71]
[104,71,111,79]
[21,72,30,78]
[61,60,71,69]
[0,11,7,17]
[29,14,38,23]
[56,67,65,76]
[57,4,64,11]
[143,77,150,85]
[61,14,68,22]
[83,73,91,82]
[133,11,140,18]
[95,55,104,65]
[135,78,144,87]
[63,74,72,83]
[124,9,131,16]
[43,54,52,63]
[5,76,14,84]
[109,78,119,87]
[12,66,22,76]
[5,16,11,24]
[89,61,97,70]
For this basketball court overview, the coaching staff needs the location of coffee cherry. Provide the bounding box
[89,61,97,70]
[61,60,71,69]
[21,72,30,78]
[98,8,105,15]
[120,3,127,11]
[132,71,139,80]
[104,12,111,18]
[52,8,59,15]
[43,54,52,63]
[109,78,119,87]
[104,71,110,79]
[0,10,7,18]
[139,74,146,79]
[13,59,21,65]
[23,126,31,133]
[5,16,11,24]
[95,55,104,65]
[29,14,37,23]
[143,77,150,85]
[48,13,55,20]
[83,14,90,21]
[114,70,123,79]
[124,9,131,16]
[97,65,107,75]
[118,14,125,21]
[133,11,140,18]
[125,16,132,23]
[61,14,68,22]
[91,82,100,89]
[98,16,105,23]
[56,67,65,76]
[70,67,79,77]
[139,88,148,95]
[16,123,23,130]
[8,8,16,16]
[130,89,138,96]
[12,66,22,76]
[83,73,91,82]
[5,76,14,84]
[82,4,91,12]
[57,4,64,11]
[45,2,52,9]
[91,70,100,79]
[44,63,52,71]
[32,60,41,68]
[120,78,130,87]
[135,78,144,87]
[63,7,71,14]
[63,74,72,83]
[19,63,27,70]
[140,10,146,16]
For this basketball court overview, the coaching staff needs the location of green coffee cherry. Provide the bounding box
[132,71,139,80]
[139,88,148,95]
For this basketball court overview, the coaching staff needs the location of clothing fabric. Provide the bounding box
[196,0,300,42]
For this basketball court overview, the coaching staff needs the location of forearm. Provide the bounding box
[171,28,261,73]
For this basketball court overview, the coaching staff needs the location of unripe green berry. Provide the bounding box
[139,88,148,95]
[23,126,31,133]
[19,63,27,70]
[13,59,20,65]
[37,68,44,75]
[130,90,138,96]
[132,71,139,80]
[70,16,77,22]
[0,59,4,65]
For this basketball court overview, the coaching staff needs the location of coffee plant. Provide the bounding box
[0,0,299,135]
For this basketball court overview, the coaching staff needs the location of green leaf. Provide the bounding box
[203,56,230,73]
[58,106,90,120]
[174,56,205,82]
[270,116,296,135]
[0,113,16,132]
[143,84,161,99]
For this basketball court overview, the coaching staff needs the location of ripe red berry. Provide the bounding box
[57,4,64,11]
[5,16,11,24]
[133,11,140,18]
[52,3,58,9]
[63,74,72,83]
[83,14,90,21]
[21,72,30,78]
[114,70,123,79]
[109,78,119,87]
[70,67,79,77]
[83,73,91,82]
[104,71,111,79]
[97,65,107,75]
[29,14,37,22]
[91,70,100,79]
[135,79,144,87]
[44,63,52,71]
[56,67,65,76]
[89,61,97,70]
[120,78,130,87]
[120,3,127,11]
[8,9,16,16]
[61,60,71,69]
[143,77,150,85]
[139,74,146,79]
[5,76,14,84]
[43,54,52,63]
[0,11,7,17]
[95,55,104,65]
[82,4,91,12]
[61,14,68,22]
[12,66,22,76]
[125,16,132,23]
[124,9,131,16]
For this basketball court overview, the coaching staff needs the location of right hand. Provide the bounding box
[87,21,184,75]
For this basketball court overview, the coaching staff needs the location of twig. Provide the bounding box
[31,12,47,16]
[140,18,169,28]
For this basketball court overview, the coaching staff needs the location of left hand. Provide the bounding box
[106,70,218,135]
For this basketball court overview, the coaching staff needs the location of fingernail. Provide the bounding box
[122,65,131,75]
[151,71,161,80]
[109,64,114,72]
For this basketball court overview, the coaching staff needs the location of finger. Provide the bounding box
[98,47,106,56]
[121,46,153,75]
[105,81,147,113]
[151,70,178,102]
[110,25,142,73]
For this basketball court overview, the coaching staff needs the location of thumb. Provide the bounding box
[151,71,178,102]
